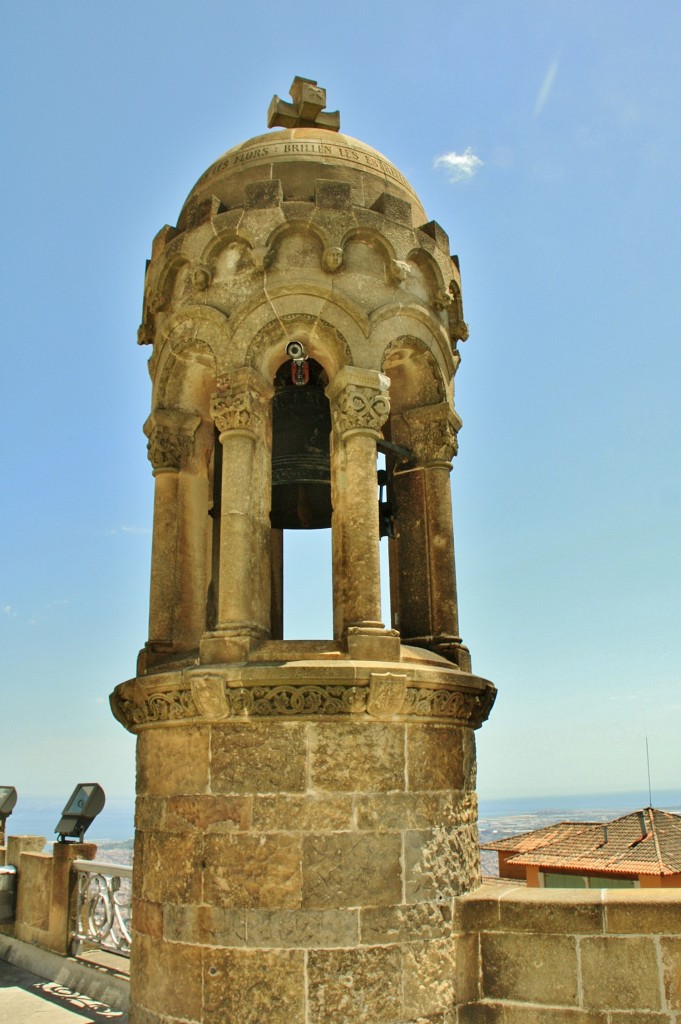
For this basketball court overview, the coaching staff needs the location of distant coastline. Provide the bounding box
[5,790,679,856]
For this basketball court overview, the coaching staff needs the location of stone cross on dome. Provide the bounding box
[267,75,341,131]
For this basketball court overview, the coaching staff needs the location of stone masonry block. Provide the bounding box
[418,219,450,251]
[307,945,403,1024]
[498,888,604,934]
[251,794,353,833]
[140,831,203,905]
[361,901,452,944]
[499,1007,608,1024]
[315,179,353,209]
[480,931,578,1006]
[580,936,662,1011]
[164,904,247,947]
[210,722,306,794]
[661,936,681,1010]
[407,724,472,792]
[405,826,479,903]
[309,721,405,792]
[244,179,283,208]
[302,832,401,909]
[402,938,456,1018]
[203,832,302,909]
[370,192,412,225]
[136,725,209,796]
[203,947,305,1024]
[131,932,202,1021]
[165,794,251,833]
[605,889,681,934]
[245,907,359,948]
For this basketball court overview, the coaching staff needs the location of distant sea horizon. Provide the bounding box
[6,789,680,846]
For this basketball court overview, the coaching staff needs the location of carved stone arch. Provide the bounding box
[370,303,456,381]
[448,276,464,321]
[200,226,253,268]
[155,308,223,413]
[154,253,191,312]
[266,219,330,271]
[340,226,397,282]
[242,307,353,384]
[406,247,447,294]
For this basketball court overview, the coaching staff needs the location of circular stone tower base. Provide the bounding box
[112,645,494,1024]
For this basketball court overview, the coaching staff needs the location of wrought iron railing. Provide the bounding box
[71,859,132,958]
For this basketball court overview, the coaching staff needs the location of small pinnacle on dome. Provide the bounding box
[267,76,341,132]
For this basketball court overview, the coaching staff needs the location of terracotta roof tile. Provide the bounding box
[482,808,681,877]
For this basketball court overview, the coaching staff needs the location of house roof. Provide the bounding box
[481,808,681,877]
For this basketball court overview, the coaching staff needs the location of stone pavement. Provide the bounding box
[0,956,128,1022]
[0,942,129,1023]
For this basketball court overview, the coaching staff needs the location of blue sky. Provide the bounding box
[2,1,680,812]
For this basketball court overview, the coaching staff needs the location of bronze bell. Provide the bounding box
[271,359,332,530]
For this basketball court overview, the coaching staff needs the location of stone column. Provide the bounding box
[142,410,202,671]
[326,367,399,660]
[393,402,471,669]
[200,368,274,663]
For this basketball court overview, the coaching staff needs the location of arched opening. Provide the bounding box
[270,357,333,639]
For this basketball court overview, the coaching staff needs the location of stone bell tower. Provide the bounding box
[112,77,496,1024]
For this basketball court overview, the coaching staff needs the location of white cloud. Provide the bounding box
[2,605,17,617]
[534,58,559,117]
[434,147,483,183]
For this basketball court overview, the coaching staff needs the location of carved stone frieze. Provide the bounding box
[110,674,496,732]
[211,371,272,437]
[405,403,462,464]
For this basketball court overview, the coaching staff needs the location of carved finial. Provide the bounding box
[267,76,340,132]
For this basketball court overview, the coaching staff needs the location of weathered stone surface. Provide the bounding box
[355,791,475,831]
[403,938,456,1018]
[210,722,306,794]
[165,794,251,832]
[204,833,302,908]
[309,721,405,792]
[480,932,579,1005]
[361,902,452,944]
[140,831,203,905]
[661,936,681,1009]
[134,795,166,832]
[245,907,358,948]
[580,936,662,1010]
[605,890,681,934]
[133,899,163,939]
[251,793,353,832]
[302,832,401,908]
[137,725,209,796]
[405,825,479,903]
[407,725,473,793]
[203,948,305,1024]
[132,932,203,1021]
[164,904,247,946]
[307,945,403,1023]
[498,890,604,934]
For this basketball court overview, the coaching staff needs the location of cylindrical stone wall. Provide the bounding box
[130,715,479,1024]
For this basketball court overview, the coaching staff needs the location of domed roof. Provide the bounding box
[180,126,427,230]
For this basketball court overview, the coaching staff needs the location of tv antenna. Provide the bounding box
[645,736,653,807]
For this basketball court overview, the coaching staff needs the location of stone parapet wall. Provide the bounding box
[456,882,681,1022]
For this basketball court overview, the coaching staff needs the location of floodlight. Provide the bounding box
[0,787,17,836]
[55,783,105,843]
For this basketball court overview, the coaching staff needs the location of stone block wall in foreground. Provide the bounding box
[457,883,681,1022]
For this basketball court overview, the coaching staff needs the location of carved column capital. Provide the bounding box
[144,410,202,472]
[405,403,462,465]
[211,369,273,438]
[326,367,390,437]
